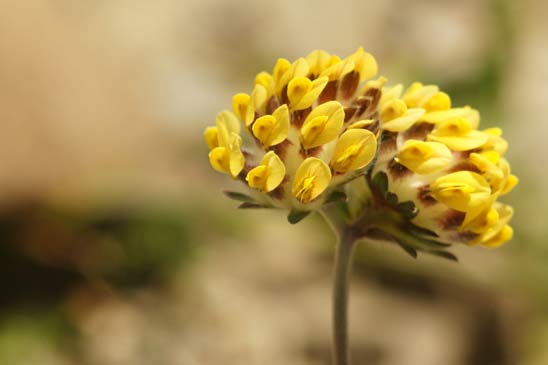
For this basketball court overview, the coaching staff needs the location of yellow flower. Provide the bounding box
[471,203,514,248]
[430,171,491,215]
[252,104,290,147]
[292,158,332,203]
[395,140,452,174]
[305,50,340,76]
[301,101,345,149]
[205,111,245,178]
[246,151,286,192]
[205,48,382,215]
[428,118,488,151]
[287,76,329,110]
[331,129,377,173]
[421,106,480,127]
[233,84,267,126]
[208,133,244,178]
[403,82,439,108]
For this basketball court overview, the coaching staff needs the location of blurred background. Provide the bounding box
[0,0,547,364]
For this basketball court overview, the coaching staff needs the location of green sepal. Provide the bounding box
[224,190,256,203]
[425,250,458,262]
[238,202,271,209]
[386,192,398,206]
[384,224,450,251]
[407,222,439,238]
[325,190,347,204]
[396,242,418,259]
[391,232,456,261]
[287,210,311,224]
[397,201,419,219]
[371,171,388,196]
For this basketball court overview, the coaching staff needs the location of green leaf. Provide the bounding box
[426,250,458,262]
[238,202,271,209]
[287,210,311,224]
[371,171,388,196]
[223,191,256,203]
[397,201,418,219]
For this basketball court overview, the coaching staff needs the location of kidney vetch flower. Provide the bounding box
[202,48,518,365]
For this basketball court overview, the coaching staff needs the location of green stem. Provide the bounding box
[332,230,356,365]
[321,205,357,365]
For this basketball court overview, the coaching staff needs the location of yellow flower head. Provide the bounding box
[204,49,380,219]
[204,50,517,248]
[361,78,517,249]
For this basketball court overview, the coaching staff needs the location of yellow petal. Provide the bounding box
[288,77,312,106]
[306,49,339,76]
[255,71,273,88]
[232,93,250,121]
[330,129,377,173]
[347,47,377,81]
[430,171,491,213]
[204,127,218,150]
[301,101,344,149]
[208,136,244,178]
[422,92,451,112]
[228,133,245,178]
[270,104,290,144]
[482,225,513,248]
[428,118,488,151]
[360,76,387,94]
[481,127,508,155]
[501,174,518,195]
[320,58,355,81]
[403,83,438,108]
[215,116,231,146]
[381,108,425,132]
[428,131,488,151]
[292,157,332,203]
[395,140,452,174]
[251,104,289,147]
[471,203,514,247]
[465,206,500,234]
[246,84,267,126]
[290,76,328,110]
[421,106,480,128]
[252,115,276,146]
[273,58,291,84]
[208,130,245,178]
[246,151,286,192]
[347,119,375,129]
[380,99,407,121]
[216,110,240,135]
[470,151,503,177]
[379,84,403,107]
[292,57,310,78]
[232,86,267,126]
[263,151,286,192]
[246,165,268,189]
[277,58,310,93]
[209,147,229,174]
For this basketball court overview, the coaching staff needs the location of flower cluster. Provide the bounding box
[204,49,517,250]
[205,49,379,215]
[366,80,518,248]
